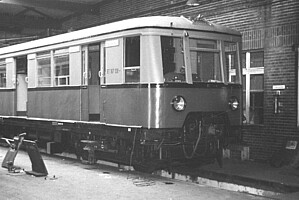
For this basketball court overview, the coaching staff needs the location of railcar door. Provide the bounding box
[15,56,28,116]
[87,43,101,121]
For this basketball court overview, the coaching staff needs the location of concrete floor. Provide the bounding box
[0,147,266,200]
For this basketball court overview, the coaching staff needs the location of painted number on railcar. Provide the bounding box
[107,68,120,74]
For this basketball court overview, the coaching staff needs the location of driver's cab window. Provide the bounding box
[124,36,140,83]
[161,36,222,83]
[161,36,185,82]
[189,39,221,83]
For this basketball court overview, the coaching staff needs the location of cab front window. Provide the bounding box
[161,36,186,83]
[161,36,241,84]
[190,39,222,83]
[161,36,223,83]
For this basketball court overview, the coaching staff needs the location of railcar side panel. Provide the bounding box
[27,88,83,120]
[4,58,15,89]
[27,55,36,88]
[0,90,15,116]
[100,87,141,125]
[88,85,101,120]
[81,87,89,121]
[69,46,82,86]
[140,36,163,83]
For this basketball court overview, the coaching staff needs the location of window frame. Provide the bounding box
[124,36,140,83]
[229,50,264,124]
[225,41,242,84]
[0,59,6,88]
[35,48,71,87]
[53,48,70,86]
[243,51,264,125]
[36,51,52,87]
[190,39,223,83]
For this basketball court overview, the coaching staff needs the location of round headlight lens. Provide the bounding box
[171,96,186,112]
[229,97,239,111]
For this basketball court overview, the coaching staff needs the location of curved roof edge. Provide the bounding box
[0,16,241,56]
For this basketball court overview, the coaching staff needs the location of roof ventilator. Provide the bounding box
[189,14,213,26]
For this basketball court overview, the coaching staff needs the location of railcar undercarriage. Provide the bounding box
[0,112,229,173]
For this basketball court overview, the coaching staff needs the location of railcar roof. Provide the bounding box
[0,16,241,56]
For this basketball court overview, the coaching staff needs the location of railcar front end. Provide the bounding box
[125,27,242,171]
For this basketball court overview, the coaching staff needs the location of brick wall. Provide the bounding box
[62,0,299,161]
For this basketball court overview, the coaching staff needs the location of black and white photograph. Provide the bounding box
[0,0,299,199]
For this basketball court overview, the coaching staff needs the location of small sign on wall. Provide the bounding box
[273,85,285,90]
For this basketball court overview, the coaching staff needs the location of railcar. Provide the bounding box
[0,15,242,172]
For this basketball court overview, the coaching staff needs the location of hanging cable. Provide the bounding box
[182,120,202,159]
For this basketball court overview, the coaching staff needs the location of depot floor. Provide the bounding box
[0,147,266,200]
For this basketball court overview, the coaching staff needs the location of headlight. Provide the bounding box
[228,96,239,111]
[171,96,186,112]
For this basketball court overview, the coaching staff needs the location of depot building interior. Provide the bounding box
[0,0,299,165]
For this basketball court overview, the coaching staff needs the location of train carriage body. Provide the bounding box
[0,16,242,171]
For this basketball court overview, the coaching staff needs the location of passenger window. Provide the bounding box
[37,51,51,87]
[0,59,6,88]
[124,36,140,83]
[54,48,69,86]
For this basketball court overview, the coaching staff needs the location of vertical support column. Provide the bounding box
[219,41,227,84]
[245,52,250,123]
[183,31,193,84]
